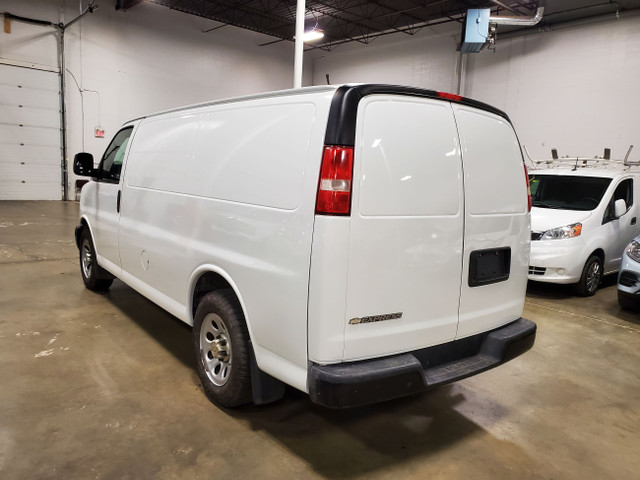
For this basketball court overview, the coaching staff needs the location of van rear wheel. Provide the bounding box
[193,289,252,408]
[574,255,602,297]
[79,229,113,291]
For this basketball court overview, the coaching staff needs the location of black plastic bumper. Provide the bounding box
[308,317,536,408]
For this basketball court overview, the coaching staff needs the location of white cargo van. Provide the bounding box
[73,84,535,408]
[527,152,640,296]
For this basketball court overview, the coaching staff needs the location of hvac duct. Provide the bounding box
[490,6,545,26]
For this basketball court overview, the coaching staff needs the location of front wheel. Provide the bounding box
[193,289,252,408]
[79,229,113,291]
[574,255,602,297]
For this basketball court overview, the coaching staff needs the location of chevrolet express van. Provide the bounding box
[528,165,640,296]
[73,84,536,408]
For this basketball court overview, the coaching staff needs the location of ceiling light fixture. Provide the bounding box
[302,28,324,42]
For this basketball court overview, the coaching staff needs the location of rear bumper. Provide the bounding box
[308,317,536,408]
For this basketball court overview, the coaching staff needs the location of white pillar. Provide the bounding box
[293,0,305,88]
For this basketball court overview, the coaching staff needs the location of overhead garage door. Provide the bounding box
[0,63,62,200]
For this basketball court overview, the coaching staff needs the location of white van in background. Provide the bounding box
[527,148,640,296]
[73,84,535,408]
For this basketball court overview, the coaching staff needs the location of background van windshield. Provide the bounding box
[529,175,612,211]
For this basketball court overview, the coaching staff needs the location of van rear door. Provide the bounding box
[453,105,529,339]
[343,95,464,361]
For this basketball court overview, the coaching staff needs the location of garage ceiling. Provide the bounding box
[123,1,640,51]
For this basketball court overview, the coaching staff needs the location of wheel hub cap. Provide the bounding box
[81,240,93,278]
[587,262,601,292]
[210,338,229,361]
[200,313,232,386]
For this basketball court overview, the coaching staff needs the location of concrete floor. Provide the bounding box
[1,201,639,480]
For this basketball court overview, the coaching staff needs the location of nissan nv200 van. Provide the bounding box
[528,164,640,296]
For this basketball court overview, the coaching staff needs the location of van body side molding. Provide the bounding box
[308,318,536,408]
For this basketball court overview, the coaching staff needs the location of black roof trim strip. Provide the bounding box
[324,84,512,147]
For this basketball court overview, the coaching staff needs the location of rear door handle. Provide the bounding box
[117,190,121,213]
[632,217,637,225]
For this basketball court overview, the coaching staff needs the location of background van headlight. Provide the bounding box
[541,223,582,240]
[626,240,640,263]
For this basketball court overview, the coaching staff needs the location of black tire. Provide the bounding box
[193,289,252,408]
[574,255,602,297]
[79,229,113,291]
[618,290,640,311]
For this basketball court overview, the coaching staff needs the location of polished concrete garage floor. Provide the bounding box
[1,201,639,479]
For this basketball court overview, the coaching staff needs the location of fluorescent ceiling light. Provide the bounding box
[303,29,324,42]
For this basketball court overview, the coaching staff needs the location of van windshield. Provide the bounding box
[529,175,612,211]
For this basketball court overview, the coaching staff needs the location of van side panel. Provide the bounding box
[307,216,351,364]
[342,96,465,361]
[118,92,334,389]
[454,105,530,339]
[125,104,316,210]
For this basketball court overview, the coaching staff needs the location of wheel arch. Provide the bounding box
[188,266,250,332]
[75,215,94,249]
[590,248,605,264]
[188,265,286,404]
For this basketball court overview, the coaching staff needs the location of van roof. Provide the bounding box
[125,85,339,123]
[125,84,511,131]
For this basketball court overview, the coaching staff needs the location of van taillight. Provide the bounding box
[316,146,354,215]
[524,163,532,212]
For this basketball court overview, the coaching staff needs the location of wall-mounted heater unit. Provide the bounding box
[460,5,545,53]
[460,9,490,53]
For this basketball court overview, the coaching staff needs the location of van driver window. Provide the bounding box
[99,127,133,182]
[604,178,633,222]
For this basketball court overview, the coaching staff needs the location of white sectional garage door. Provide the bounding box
[0,63,62,200]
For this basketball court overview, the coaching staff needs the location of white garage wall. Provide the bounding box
[63,0,312,196]
[312,13,640,163]
[312,24,461,93]
[1,0,310,199]
[465,14,640,160]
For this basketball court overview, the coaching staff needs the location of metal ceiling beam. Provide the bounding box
[305,10,468,51]
[491,0,525,15]
[115,0,145,10]
[147,0,555,50]
[308,1,409,38]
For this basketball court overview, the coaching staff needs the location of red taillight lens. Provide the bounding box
[524,163,532,212]
[437,91,463,102]
[316,146,354,215]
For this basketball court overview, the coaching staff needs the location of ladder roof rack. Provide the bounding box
[523,145,638,171]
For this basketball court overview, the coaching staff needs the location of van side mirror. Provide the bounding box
[614,198,627,218]
[73,153,95,177]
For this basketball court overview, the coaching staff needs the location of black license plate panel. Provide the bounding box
[469,247,511,287]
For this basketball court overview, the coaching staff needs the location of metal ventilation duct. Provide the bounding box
[490,6,545,26]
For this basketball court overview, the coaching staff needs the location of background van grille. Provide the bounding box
[529,266,546,276]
